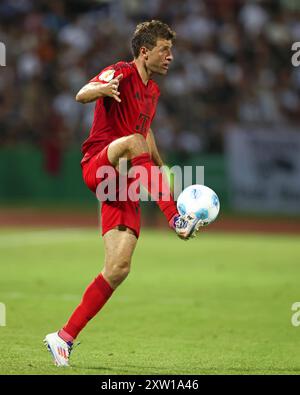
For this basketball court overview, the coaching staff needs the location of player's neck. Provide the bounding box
[133,59,151,86]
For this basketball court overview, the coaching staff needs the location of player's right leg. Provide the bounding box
[44,226,138,367]
[102,227,138,289]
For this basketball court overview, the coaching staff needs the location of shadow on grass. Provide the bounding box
[71,363,300,375]
[72,363,191,374]
[71,365,115,373]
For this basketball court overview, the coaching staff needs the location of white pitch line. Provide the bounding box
[0,229,98,248]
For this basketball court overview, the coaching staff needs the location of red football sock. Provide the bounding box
[131,153,178,224]
[60,273,113,340]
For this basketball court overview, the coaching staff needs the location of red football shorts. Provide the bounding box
[81,145,141,238]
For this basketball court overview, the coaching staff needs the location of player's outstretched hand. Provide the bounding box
[104,74,123,102]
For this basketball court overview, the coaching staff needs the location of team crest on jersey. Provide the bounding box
[99,69,115,82]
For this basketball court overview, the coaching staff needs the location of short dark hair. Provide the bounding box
[131,20,176,58]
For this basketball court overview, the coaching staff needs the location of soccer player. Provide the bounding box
[44,20,201,366]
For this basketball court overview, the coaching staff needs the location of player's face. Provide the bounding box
[145,39,174,75]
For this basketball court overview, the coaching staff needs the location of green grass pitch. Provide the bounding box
[0,227,300,375]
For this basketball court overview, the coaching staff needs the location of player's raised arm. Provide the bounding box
[75,74,123,104]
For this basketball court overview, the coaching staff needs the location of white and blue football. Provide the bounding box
[177,184,220,226]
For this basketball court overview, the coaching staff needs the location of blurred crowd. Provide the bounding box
[0,0,300,171]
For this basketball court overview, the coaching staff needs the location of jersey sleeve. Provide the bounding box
[89,62,134,84]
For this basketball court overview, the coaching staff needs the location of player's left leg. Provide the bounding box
[106,135,200,238]
[105,135,178,225]
[82,141,199,239]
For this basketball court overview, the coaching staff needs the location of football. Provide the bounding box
[177,184,220,226]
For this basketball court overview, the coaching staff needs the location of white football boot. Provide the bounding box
[44,332,74,367]
[173,213,202,240]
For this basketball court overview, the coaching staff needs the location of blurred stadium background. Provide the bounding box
[1,0,300,375]
[0,0,300,229]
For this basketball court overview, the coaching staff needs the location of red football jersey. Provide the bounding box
[81,61,160,164]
